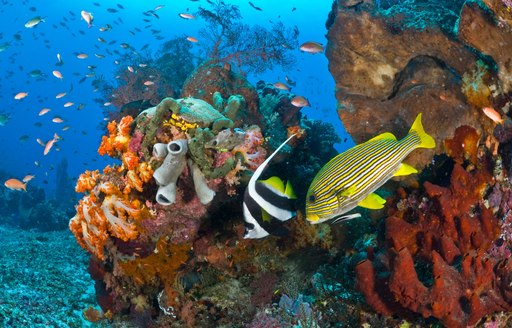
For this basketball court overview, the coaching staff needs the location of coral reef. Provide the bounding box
[181,61,260,123]
[354,125,512,327]
[71,84,332,324]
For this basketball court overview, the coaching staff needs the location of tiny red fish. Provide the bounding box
[482,107,503,124]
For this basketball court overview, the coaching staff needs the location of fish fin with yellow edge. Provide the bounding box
[358,192,386,209]
[259,176,285,193]
[393,163,418,177]
[284,180,296,199]
[409,113,436,149]
[366,132,397,143]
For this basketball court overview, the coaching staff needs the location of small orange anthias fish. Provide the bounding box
[482,107,504,124]
[44,133,60,156]
[186,36,198,43]
[4,178,27,191]
[299,41,324,54]
[23,175,35,183]
[291,95,310,107]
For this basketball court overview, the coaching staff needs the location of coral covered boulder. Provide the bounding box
[181,61,260,124]
[458,2,512,93]
[326,3,480,168]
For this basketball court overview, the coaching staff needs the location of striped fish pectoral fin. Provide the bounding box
[338,185,358,197]
[358,192,386,209]
[409,113,436,149]
[393,163,418,177]
[332,213,362,224]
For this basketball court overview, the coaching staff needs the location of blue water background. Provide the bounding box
[0,0,352,198]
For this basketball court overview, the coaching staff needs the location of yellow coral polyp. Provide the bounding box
[163,113,199,132]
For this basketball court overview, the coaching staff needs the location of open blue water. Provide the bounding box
[0,0,351,198]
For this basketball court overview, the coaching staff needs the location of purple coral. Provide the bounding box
[128,129,144,157]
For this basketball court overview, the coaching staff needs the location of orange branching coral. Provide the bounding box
[123,162,154,194]
[122,151,139,171]
[69,181,143,260]
[98,116,134,157]
[76,170,100,193]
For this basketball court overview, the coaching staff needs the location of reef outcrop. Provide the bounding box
[458,2,512,94]
[68,73,343,324]
[181,61,260,125]
[355,125,512,327]
[325,1,511,169]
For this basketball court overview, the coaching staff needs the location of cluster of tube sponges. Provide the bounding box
[152,140,215,206]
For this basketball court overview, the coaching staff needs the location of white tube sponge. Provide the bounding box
[153,139,188,205]
[152,143,168,159]
[188,159,215,205]
[156,183,177,206]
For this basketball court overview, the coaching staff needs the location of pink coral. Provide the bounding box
[141,190,207,244]
[128,129,144,157]
[233,125,266,170]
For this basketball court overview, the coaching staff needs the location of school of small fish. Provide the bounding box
[4,0,472,238]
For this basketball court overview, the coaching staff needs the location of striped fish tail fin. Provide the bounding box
[409,113,436,149]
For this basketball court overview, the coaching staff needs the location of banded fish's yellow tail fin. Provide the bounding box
[409,113,436,149]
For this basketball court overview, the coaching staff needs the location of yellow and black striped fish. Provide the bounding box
[306,113,435,224]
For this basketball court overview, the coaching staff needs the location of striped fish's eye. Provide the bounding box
[308,194,316,202]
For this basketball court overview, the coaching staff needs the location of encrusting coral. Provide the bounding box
[355,125,512,327]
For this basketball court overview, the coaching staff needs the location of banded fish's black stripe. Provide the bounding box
[243,189,289,237]
[255,182,296,211]
[244,188,263,224]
